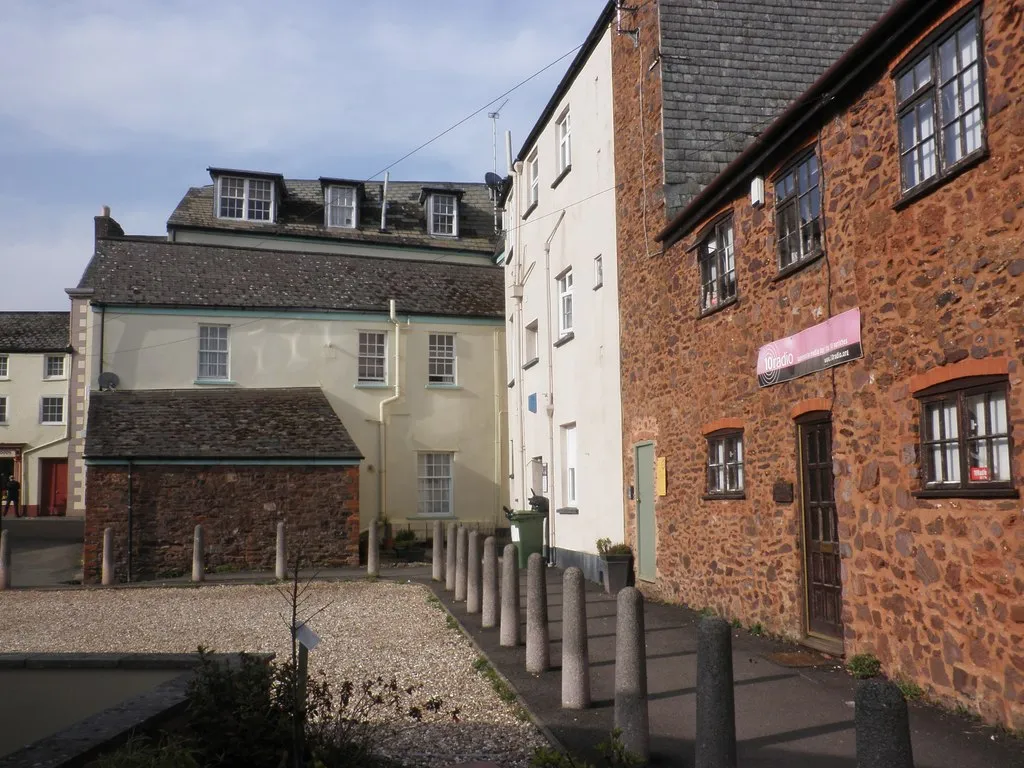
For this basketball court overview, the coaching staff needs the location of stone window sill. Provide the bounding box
[425,384,462,390]
[553,332,575,348]
[893,149,988,211]
[771,251,825,283]
[194,379,237,386]
[698,296,739,319]
[522,201,538,221]
[355,382,390,389]
[912,487,1018,500]
[702,492,746,501]
[556,506,579,515]
[522,357,540,371]
[550,165,571,189]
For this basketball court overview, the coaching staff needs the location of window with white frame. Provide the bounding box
[524,320,539,366]
[357,331,387,384]
[562,423,578,506]
[0,396,7,424]
[594,255,603,289]
[326,185,357,228]
[417,452,453,516]
[556,109,572,173]
[428,333,456,385]
[557,269,574,337]
[429,193,458,237]
[217,176,275,222]
[198,325,230,380]
[528,150,539,208]
[44,354,65,379]
[707,431,744,496]
[40,396,64,425]
[0,355,7,378]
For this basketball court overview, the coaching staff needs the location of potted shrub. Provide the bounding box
[597,538,634,594]
[392,529,423,562]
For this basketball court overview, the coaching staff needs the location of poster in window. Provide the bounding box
[969,466,990,482]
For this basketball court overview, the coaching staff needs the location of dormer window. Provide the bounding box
[429,193,458,237]
[216,176,275,222]
[326,185,357,228]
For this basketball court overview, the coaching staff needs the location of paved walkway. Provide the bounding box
[422,566,1023,768]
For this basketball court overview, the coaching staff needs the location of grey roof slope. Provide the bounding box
[85,388,363,460]
[167,178,498,254]
[659,0,892,214]
[78,238,504,318]
[0,312,70,353]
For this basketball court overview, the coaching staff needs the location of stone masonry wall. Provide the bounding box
[613,0,1024,728]
[83,464,360,582]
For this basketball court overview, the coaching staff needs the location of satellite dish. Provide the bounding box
[484,172,503,188]
[98,371,120,391]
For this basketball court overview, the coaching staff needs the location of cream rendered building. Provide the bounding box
[67,172,507,538]
[0,312,73,516]
[501,3,624,582]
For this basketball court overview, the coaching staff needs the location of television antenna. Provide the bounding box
[488,99,509,176]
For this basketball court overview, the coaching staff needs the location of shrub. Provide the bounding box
[393,529,416,544]
[530,730,643,768]
[749,623,765,637]
[596,538,632,557]
[894,677,925,700]
[92,736,198,768]
[847,653,882,679]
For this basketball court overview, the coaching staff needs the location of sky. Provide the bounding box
[0,0,605,310]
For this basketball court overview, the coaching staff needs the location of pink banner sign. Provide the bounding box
[757,308,862,387]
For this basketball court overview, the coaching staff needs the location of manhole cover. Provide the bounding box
[764,650,831,668]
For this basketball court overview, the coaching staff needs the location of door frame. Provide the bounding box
[633,441,656,582]
[796,412,845,652]
[39,457,69,517]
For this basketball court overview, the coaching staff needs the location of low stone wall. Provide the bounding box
[83,464,360,582]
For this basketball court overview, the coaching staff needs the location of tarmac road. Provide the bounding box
[1,518,83,587]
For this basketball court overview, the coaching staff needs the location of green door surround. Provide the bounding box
[634,441,656,582]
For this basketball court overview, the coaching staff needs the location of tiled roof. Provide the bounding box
[659,0,893,215]
[78,238,505,318]
[85,388,363,460]
[0,312,70,353]
[167,177,498,254]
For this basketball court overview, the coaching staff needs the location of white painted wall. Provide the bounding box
[503,26,624,560]
[81,309,507,528]
[0,351,71,511]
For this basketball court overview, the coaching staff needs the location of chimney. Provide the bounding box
[95,205,124,242]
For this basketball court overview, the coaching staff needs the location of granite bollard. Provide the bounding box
[191,525,205,583]
[499,543,521,646]
[695,617,736,768]
[467,530,482,613]
[275,521,286,581]
[0,529,10,590]
[561,567,591,709]
[482,536,499,628]
[445,522,457,592]
[455,526,469,602]
[367,520,380,577]
[432,520,445,582]
[614,587,649,762]
[855,679,914,768]
[526,552,550,672]
[102,527,114,586]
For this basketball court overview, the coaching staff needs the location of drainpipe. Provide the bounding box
[126,459,133,583]
[377,299,402,523]
[543,210,566,563]
[509,137,528,510]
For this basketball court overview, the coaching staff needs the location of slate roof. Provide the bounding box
[0,312,70,353]
[85,388,363,460]
[167,177,498,255]
[78,238,505,318]
[659,0,893,215]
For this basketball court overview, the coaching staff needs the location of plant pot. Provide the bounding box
[395,544,425,563]
[601,554,634,594]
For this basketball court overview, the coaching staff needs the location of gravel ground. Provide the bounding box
[0,581,547,767]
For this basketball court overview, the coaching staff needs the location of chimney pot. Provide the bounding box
[101,205,111,217]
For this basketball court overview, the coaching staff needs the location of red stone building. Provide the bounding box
[614,0,1023,728]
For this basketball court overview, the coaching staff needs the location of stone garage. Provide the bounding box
[83,387,362,582]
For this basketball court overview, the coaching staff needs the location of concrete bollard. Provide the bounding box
[455,526,468,602]
[432,520,444,582]
[467,530,482,614]
[367,520,380,577]
[0,529,9,590]
[499,543,521,646]
[482,536,499,628]
[562,567,591,709]
[102,527,114,586]
[275,521,287,580]
[191,525,205,583]
[695,617,736,768]
[855,679,915,768]
[526,552,551,673]
[445,522,457,592]
[614,587,649,763]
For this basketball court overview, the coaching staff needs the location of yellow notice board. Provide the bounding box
[656,457,667,496]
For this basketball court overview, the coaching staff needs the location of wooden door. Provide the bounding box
[635,442,656,581]
[40,458,68,516]
[799,417,843,640]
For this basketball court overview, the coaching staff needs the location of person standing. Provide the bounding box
[3,475,21,518]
